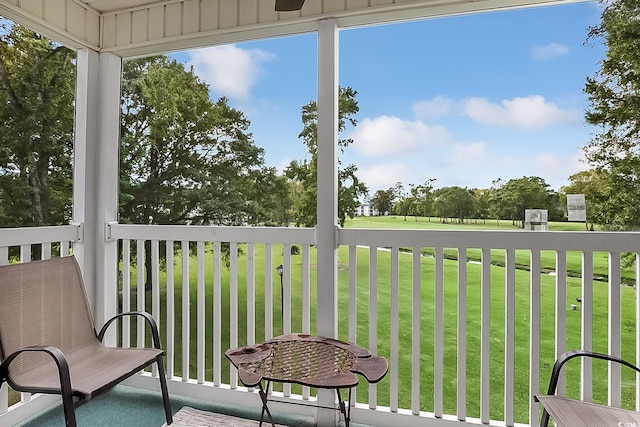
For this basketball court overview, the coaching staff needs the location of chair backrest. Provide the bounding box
[0,256,97,377]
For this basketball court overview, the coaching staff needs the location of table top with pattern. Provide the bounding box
[225,333,388,389]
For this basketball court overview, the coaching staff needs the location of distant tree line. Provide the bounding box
[368,176,564,228]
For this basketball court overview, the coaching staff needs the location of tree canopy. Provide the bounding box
[0,21,75,227]
[285,87,368,227]
[119,57,279,227]
[583,0,640,230]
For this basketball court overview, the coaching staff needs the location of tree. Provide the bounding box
[285,87,368,227]
[473,189,491,224]
[433,186,475,223]
[0,21,75,228]
[120,57,278,285]
[120,57,272,227]
[497,176,558,227]
[582,0,640,230]
[560,169,607,230]
[369,188,394,215]
[415,178,437,221]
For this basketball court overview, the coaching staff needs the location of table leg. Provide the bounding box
[258,381,276,427]
[336,388,352,427]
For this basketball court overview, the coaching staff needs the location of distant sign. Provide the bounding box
[525,209,548,231]
[567,194,586,222]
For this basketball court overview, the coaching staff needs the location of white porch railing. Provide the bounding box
[1,224,640,427]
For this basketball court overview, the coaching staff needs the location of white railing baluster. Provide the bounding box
[480,247,491,424]
[166,240,175,378]
[302,243,311,401]
[197,241,205,384]
[348,245,357,343]
[41,243,51,260]
[247,242,255,348]
[555,250,567,397]
[137,239,145,348]
[122,239,131,348]
[283,244,291,398]
[434,246,444,418]
[302,244,311,335]
[61,240,69,257]
[151,240,159,377]
[213,241,222,386]
[608,251,621,407]
[529,250,541,427]
[390,246,399,413]
[283,243,291,336]
[369,245,378,409]
[264,243,273,341]
[581,251,594,402]
[181,240,190,382]
[412,246,421,416]
[457,246,467,421]
[230,242,238,388]
[20,244,29,262]
[504,248,515,427]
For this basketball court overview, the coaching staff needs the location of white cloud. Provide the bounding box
[413,96,456,120]
[356,162,409,192]
[350,115,452,156]
[463,95,580,129]
[531,42,570,60]
[186,45,275,100]
[449,141,487,167]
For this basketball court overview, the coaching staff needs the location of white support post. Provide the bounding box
[316,18,339,427]
[74,49,121,340]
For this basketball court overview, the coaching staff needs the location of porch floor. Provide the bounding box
[13,385,369,427]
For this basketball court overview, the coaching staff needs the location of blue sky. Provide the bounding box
[172,1,604,195]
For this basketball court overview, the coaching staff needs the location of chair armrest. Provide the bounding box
[97,311,162,350]
[0,345,73,395]
[540,350,640,427]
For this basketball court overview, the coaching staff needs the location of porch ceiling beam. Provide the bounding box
[1,0,581,58]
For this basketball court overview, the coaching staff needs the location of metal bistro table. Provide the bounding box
[225,333,388,427]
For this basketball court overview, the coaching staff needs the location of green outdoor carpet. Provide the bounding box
[12,385,313,427]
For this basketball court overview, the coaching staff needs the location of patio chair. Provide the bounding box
[536,350,640,427]
[0,256,173,427]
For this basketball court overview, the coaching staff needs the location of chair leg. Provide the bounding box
[61,391,77,427]
[156,356,173,425]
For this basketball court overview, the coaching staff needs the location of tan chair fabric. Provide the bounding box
[0,256,172,425]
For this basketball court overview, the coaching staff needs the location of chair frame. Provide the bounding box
[0,257,173,427]
[539,349,640,427]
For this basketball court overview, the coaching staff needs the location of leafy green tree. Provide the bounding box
[0,20,74,227]
[120,57,271,227]
[583,0,640,230]
[560,169,607,230]
[433,186,475,223]
[497,176,558,227]
[474,189,491,224]
[286,87,368,227]
[120,57,278,284]
[369,188,394,215]
[415,178,437,221]
[488,178,506,225]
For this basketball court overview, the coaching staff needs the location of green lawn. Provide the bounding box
[119,217,635,424]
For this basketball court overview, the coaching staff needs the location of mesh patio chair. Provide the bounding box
[0,256,173,427]
[536,350,640,427]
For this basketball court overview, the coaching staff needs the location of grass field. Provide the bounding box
[118,216,637,424]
